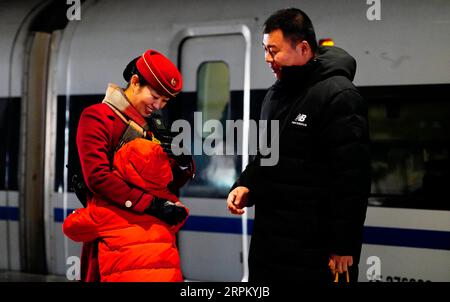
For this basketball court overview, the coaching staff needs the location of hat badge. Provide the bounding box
[171,78,177,87]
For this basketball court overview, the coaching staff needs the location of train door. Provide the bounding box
[175,27,252,281]
[0,3,65,274]
[4,2,73,276]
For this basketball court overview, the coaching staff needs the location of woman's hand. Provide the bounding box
[145,198,188,225]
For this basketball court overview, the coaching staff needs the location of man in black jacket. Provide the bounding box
[227,8,371,282]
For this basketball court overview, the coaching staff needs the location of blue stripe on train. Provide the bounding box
[53,209,254,233]
[2,206,450,250]
[182,217,450,251]
[54,208,74,221]
[182,215,254,234]
[363,226,450,250]
[0,206,19,221]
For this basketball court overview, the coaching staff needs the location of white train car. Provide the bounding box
[0,0,449,282]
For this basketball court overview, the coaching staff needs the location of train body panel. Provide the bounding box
[47,0,450,96]
[0,0,449,281]
[362,206,450,281]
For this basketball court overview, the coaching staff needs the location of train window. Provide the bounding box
[365,85,450,210]
[180,61,240,198]
[0,97,20,190]
[197,61,230,136]
[54,95,102,192]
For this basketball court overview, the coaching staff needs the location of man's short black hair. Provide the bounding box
[263,8,318,53]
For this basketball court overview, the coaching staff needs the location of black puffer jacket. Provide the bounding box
[234,46,371,281]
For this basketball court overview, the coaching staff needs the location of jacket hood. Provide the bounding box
[278,46,356,88]
[114,138,177,200]
[315,46,356,81]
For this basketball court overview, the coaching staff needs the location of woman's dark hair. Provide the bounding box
[123,57,148,88]
[263,8,318,53]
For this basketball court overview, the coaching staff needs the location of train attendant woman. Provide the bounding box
[69,49,191,281]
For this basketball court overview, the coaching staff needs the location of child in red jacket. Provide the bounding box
[63,138,189,282]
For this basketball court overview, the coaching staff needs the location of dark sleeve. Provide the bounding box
[319,89,371,256]
[77,106,154,213]
[229,88,274,203]
[229,158,259,207]
[231,157,259,191]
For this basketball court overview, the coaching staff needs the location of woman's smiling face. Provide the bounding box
[127,75,170,117]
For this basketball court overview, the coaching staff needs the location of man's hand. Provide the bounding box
[227,186,250,215]
[329,254,353,274]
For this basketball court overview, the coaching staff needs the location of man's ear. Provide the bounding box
[296,40,310,56]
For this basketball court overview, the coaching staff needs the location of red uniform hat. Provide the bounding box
[136,49,182,98]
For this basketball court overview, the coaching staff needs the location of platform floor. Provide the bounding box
[0,270,69,282]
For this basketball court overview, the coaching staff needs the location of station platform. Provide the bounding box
[0,270,68,282]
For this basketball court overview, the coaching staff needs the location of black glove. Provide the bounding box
[145,197,188,225]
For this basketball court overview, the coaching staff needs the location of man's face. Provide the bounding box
[263,29,310,80]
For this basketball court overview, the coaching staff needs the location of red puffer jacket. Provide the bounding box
[63,139,188,282]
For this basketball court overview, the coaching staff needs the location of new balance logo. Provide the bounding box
[295,113,307,122]
[292,113,308,127]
